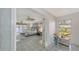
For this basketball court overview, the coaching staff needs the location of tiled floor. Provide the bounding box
[70,44,79,51]
[16,35,69,51]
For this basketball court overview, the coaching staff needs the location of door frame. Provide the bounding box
[11,8,16,51]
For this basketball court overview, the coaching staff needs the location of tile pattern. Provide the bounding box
[70,44,79,51]
[16,35,69,51]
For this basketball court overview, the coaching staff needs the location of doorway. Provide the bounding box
[16,8,44,51]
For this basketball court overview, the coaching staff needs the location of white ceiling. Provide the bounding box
[16,8,79,19]
[43,8,79,17]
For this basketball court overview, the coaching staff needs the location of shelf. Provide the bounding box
[58,19,72,41]
[16,22,27,25]
[59,25,71,28]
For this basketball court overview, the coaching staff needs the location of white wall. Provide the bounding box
[71,13,79,45]
[49,20,56,44]
[0,8,14,51]
[49,20,55,36]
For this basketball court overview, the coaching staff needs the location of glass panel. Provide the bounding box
[58,19,71,40]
